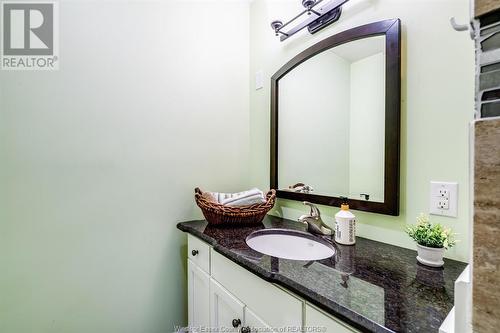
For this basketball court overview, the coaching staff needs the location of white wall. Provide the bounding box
[0,1,250,332]
[349,52,385,202]
[249,0,474,262]
[278,50,351,195]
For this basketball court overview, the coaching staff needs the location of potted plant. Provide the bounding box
[406,214,457,267]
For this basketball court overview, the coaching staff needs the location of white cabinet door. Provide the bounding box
[188,259,210,331]
[244,307,273,333]
[305,304,359,333]
[210,278,245,333]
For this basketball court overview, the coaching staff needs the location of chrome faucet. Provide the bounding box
[298,201,333,235]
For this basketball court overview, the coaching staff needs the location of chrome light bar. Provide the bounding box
[271,0,349,42]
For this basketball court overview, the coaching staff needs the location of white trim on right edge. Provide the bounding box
[455,265,472,333]
[439,265,472,333]
[439,307,455,333]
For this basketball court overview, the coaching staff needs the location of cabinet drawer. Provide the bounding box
[211,249,303,329]
[188,234,210,273]
[305,304,359,333]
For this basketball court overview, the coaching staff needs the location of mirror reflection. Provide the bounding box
[278,36,386,203]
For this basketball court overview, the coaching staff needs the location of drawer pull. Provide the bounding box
[191,250,199,256]
[232,319,241,328]
[241,326,251,333]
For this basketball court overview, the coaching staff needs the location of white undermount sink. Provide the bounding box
[245,229,335,261]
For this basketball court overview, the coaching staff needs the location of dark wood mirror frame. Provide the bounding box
[270,19,401,215]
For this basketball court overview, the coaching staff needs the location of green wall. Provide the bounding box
[249,0,474,262]
[0,2,250,332]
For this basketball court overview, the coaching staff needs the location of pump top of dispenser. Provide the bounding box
[336,197,355,220]
[339,196,350,210]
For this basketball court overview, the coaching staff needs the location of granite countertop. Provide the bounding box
[177,216,467,333]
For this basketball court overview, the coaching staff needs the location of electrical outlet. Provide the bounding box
[430,181,458,217]
[437,197,449,209]
[438,188,449,197]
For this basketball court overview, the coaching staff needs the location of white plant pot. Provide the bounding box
[416,243,445,267]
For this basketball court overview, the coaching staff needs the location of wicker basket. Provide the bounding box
[195,188,276,226]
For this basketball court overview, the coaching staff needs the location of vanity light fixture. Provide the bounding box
[271,0,349,41]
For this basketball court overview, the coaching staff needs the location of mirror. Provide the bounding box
[270,19,401,215]
[279,36,386,202]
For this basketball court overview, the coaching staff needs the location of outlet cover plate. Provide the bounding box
[430,181,458,217]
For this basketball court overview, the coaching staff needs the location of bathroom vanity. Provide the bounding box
[178,216,466,333]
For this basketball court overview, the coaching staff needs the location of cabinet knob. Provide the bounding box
[241,326,251,333]
[232,319,241,328]
[191,250,199,256]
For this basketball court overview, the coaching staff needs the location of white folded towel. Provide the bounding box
[208,188,266,207]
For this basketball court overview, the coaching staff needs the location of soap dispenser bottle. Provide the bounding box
[335,197,356,245]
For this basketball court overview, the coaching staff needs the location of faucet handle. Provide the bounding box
[360,193,370,200]
[303,201,320,218]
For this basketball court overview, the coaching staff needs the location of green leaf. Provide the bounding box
[405,214,457,249]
